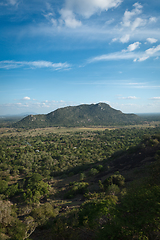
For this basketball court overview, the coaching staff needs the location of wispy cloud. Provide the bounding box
[119,3,146,43]
[124,82,160,89]
[88,51,136,62]
[88,43,160,63]
[71,80,160,90]
[23,96,30,100]
[0,99,78,115]
[118,96,138,100]
[135,44,160,62]
[0,60,71,70]
[121,3,143,27]
[0,0,19,6]
[146,38,158,44]
[125,41,141,52]
[150,97,160,100]
[113,3,159,44]
[9,0,18,5]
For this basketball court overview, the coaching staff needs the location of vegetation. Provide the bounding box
[0,123,160,239]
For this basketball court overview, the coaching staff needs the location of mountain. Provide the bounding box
[13,103,142,128]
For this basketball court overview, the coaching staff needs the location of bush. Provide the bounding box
[8,219,26,240]
[23,173,49,203]
[103,173,125,189]
[106,184,120,195]
[97,165,103,172]
[6,183,19,198]
[31,202,57,226]
[79,172,86,181]
[89,168,99,176]
[64,182,89,199]
[0,180,8,194]
[79,196,118,228]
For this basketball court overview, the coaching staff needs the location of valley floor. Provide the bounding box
[0,124,160,239]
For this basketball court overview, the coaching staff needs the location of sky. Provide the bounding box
[0,0,160,115]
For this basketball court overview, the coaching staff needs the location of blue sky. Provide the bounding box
[0,0,160,115]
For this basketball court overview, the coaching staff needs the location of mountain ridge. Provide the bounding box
[13,102,142,128]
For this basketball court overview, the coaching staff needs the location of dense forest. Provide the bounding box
[0,123,160,239]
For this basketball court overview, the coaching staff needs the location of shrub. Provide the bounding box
[23,173,49,203]
[31,202,57,226]
[0,180,8,194]
[89,168,99,176]
[8,219,26,240]
[80,172,86,181]
[103,173,125,189]
[79,196,118,228]
[6,183,19,198]
[64,182,89,199]
[97,165,103,172]
[106,184,120,195]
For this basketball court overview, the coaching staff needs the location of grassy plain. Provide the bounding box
[0,121,160,138]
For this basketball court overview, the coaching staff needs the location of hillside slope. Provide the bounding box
[13,102,142,128]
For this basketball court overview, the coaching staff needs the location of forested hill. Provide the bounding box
[13,103,142,128]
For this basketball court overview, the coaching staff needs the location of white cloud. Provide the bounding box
[145,45,160,55]
[0,60,71,70]
[60,9,82,28]
[112,38,118,42]
[63,0,123,18]
[23,97,30,100]
[149,17,157,23]
[120,34,130,43]
[150,97,160,100]
[43,12,54,20]
[147,38,158,44]
[118,96,138,100]
[50,18,58,26]
[121,2,143,28]
[119,3,147,43]
[131,17,146,31]
[0,100,78,116]
[137,56,149,62]
[127,42,141,52]
[89,51,136,62]
[89,44,160,63]
[8,0,18,5]
[135,45,160,61]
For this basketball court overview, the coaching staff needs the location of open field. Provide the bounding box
[0,127,110,138]
[0,121,160,137]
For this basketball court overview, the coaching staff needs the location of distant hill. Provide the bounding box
[13,103,143,128]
